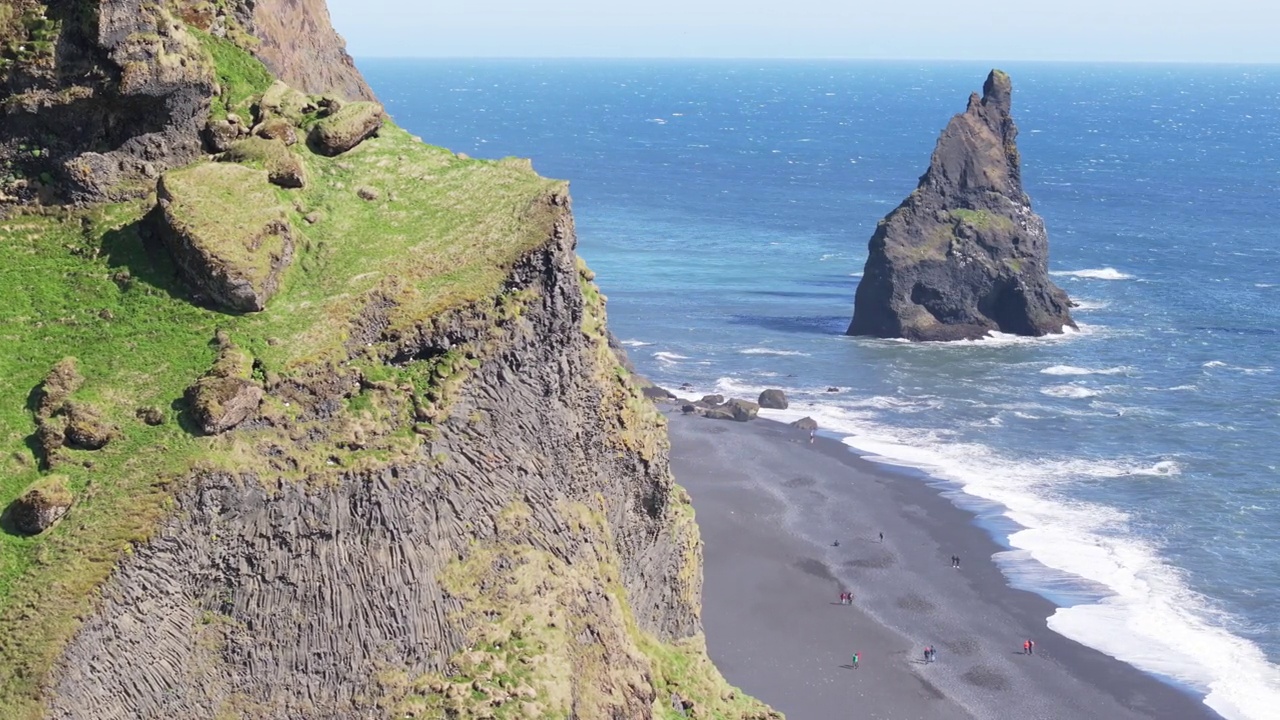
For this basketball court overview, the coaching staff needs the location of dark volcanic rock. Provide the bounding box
[699,395,724,407]
[848,70,1076,342]
[758,389,789,410]
[642,386,677,402]
[724,399,759,422]
[791,417,818,431]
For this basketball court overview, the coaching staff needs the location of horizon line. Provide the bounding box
[351,55,1280,67]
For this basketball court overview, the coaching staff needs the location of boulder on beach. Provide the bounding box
[791,417,818,432]
[848,70,1075,341]
[681,403,699,414]
[699,394,724,406]
[725,399,759,422]
[642,386,677,402]
[758,389,789,410]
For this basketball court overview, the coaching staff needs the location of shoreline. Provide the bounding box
[667,408,1220,720]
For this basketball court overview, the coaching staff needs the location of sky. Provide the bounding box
[327,0,1280,63]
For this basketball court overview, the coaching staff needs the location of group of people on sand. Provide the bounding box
[838,548,1043,670]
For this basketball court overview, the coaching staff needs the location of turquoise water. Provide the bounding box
[361,60,1280,719]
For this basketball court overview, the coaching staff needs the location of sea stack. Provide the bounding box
[848,70,1076,341]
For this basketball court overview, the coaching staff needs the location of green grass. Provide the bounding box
[950,208,1014,233]
[195,29,273,121]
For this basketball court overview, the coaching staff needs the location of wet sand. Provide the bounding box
[667,410,1220,720]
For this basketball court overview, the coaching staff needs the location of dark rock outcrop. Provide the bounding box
[791,417,818,432]
[699,394,724,406]
[758,389,788,410]
[156,163,296,312]
[702,399,759,423]
[848,70,1076,342]
[0,0,372,208]
[1,0,218,205]
[9,476,73,535]
[642,386,677,402]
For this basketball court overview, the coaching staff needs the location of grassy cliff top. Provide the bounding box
[0,42,562,709]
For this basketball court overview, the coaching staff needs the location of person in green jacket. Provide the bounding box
[852,652,860,669]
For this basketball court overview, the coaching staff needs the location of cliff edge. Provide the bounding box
[0,2,775,719]
[847,70,1076,342]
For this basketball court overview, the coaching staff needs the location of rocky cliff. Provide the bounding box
[0,2,774,718]
[847,70,1076,341]
[0,0,371,207]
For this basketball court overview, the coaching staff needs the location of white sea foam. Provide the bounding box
[1041,385,1102,399]
[652,351,688,363]
[746,397,1280,720]
[620,339,652,347]
[739,347,810,357]
[1040,365,1131,376]
[1051,267,1135,280]
[1072,299,1110,311]
[935,324,1097,347]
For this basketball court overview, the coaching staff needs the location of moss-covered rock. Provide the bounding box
[309,101,384,156]
[8,475,73,535]
[156,163,296,312]
[254,117,299,146]
[256,79,314,125]
[135,406,166,426]
[185,336,263,435]
[222,137,307,188]
[36,357,83,420]
[62,403,116,451]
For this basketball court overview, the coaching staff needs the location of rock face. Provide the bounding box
[848,70,1076,342]
[156,163,296,312]
[0,0,217,204]
[0,0,373,207]
[46,204,713,719]
[246,0,377,101]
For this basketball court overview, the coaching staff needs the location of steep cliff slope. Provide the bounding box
[848,70,1076,341]
[0,3,775,718]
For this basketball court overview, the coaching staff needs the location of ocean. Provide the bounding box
[359,59,1280,719]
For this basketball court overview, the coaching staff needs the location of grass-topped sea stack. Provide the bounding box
[848,70,1076,341]
[0,2,775,719]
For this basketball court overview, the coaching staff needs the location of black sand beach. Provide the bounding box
[667,410,1220,720]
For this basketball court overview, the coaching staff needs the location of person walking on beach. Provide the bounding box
[809,429,816,444]
[923,646,930,664]
[1023,640,1031,655]
[879,532,884,543]
[852,652,860,669]
[1029,640,1035,656]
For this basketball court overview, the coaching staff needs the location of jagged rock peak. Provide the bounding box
[847,69,1076,342]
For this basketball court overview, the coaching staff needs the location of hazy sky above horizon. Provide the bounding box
[328,0,1278,63]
